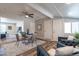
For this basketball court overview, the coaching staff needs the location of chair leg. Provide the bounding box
[35,40,37,46]
[31,40,34,47]
[16,41,19,47]
[32,40,37,47]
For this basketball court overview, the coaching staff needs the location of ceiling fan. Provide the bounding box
[22,11,34,18]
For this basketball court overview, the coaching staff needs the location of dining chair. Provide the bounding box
[16,34,20,47]
[31,33,37,46]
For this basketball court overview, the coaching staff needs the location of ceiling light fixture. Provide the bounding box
[25,15,29,18]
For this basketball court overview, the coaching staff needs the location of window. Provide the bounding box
[72,22,79,33]
[64,22,79,33]
[64,22,71,33]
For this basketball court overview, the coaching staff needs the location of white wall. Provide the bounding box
[24,18,30,32]
[53,19,64,37]
[35,18,65,41]
[52,18,79,38]
[24,18,35,33]
[29,21,35,33]
[0,17,24,34]
[44,19,53,40]
[52,19,64,41]
[44,19,63,41]
[0,17,35,34]
[1,17,24,30]
[35,17,55,41]
[35,18,79,41]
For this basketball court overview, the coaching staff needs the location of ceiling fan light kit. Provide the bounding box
[25,15,29,18]
[22,11,34,18]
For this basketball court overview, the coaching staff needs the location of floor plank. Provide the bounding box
[17,40,57,56]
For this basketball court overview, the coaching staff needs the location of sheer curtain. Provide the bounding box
[64,22,71,33]
[72,22,79,33]
[64,22,79,33]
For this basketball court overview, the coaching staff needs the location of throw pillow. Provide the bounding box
[67,35,74,40]
[48,48,56,56]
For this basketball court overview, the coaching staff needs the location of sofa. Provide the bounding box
[57,41,79,56]
[37,44,79,56]
[58,37,78,47]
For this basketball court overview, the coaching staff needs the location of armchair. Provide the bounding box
[37,45,49,56]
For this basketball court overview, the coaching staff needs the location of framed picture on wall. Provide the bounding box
[8,26,12,30]
[37,24,42,31]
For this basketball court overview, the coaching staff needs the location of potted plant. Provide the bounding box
[74,32,79,39]
[74,32,79,46]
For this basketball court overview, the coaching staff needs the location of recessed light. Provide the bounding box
[65,3,71,4]
[68,12,73,16]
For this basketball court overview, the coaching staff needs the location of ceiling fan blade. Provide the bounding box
[29,15,33,18]
[29,14,34,15]
[22,11,34,18]
[22,11,28,15]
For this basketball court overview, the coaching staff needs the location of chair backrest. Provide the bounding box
[57,42,66,48]
[32,34,36,40]
[16,34,20,41]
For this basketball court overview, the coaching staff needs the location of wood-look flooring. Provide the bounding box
[17,39,57,56]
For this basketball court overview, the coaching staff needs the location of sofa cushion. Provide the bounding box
[56,46,74,56]
[67,35,74,41]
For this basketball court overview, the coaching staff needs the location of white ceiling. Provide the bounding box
[0,3,79,21]
[0,3,46,20]
[28,3,79,19]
